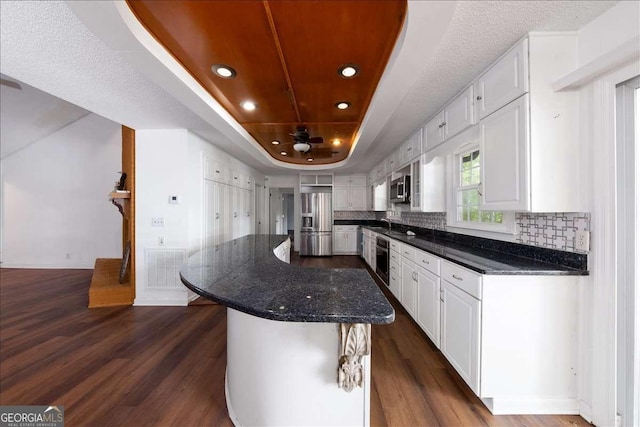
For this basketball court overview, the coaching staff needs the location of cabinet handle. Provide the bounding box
[422,259,429,264]
[442,122,447,127]
[476,95,482,101]
[215,213,220,219]
[438,123,443,129]
[215,170,220,173]
[477,182,483,197]
[452,274,463,281]
[440,289,445,302]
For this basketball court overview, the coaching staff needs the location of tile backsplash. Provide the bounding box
[333,211,377,220]
[337,209,590,253]
[397,212,447,230]
[515,212,590,253]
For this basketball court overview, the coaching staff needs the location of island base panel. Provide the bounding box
[226,308,371,426]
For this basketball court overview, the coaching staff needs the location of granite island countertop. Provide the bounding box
[361,226,588,276]
[180,234,395,324]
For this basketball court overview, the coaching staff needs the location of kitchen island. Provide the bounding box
[180,234,394,427]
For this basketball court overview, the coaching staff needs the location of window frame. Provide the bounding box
[446,142,515,235]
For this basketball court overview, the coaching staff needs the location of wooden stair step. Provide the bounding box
[89,258,134,308]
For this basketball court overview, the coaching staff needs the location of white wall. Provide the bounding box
[573,2,640,425]
[0,113,121,268]
[135,129,265,306]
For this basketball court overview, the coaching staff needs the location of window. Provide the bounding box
[449,145,513,234]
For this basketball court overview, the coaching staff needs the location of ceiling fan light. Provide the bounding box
[293,142,311,153]
[211,64,236,79]
[338,64,359,78]
[335,101,351,110]
[241,101,256,111]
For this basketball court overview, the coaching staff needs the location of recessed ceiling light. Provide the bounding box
[307,158,314,162]
[332,139,342,146]
[335,101,351,110]
[241,101,256,111]
[280,151,287,156]
[338,64,359,78]
[211,64,236,79]
[271,140,280,145]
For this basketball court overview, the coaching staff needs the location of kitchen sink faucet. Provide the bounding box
[381,218,392,232]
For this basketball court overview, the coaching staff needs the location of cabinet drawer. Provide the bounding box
[334,225,357,232]
[441,261,482,300]
[389,250,401,265]
[400,244,415,262]
[390,239,401,253]
[415,250,440,276]
[389,260,400,275]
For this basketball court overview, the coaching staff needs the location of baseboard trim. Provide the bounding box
[578,400,593,423]
[481,397,580,415]
[133,297,187,306]
[0,263,94,269]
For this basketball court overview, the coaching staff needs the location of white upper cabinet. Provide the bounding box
[399,128,423,167]
[444,86,475,139]
[480,94,529,211]
[334,175,367,211]
[424,112,445,150]
[475,39,529,120]
[478,33,580,212]
[385,149,400,173]
[424,86,475,150]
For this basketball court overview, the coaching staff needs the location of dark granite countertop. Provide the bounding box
[180,235,395,324]
[361,226,588,276]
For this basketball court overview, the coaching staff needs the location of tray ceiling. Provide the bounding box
[126,0,407,165]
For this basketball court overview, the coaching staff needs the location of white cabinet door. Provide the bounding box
[480,94,530,211]
[216,183,230,244]
[441,280,481,396]
[424,112,445,150]
[476,39,529,120]
[416,266,441,348]
[389,269,401,301]
[334,175,351,186]
[333,231,346,253]
[204,180,217,247]
[401,260,417,317]
[345,231,357,253]
[350,186,367,210]
[333,187,350,210]
[444,86,475,139]
[410,159,421,211]
[369,240,376,270]
[421,156,446,212]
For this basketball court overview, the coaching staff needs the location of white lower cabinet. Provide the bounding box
[416,265,441,348]
[400,259,418,317]
[333,226,358,254]
[385,238,579,414]
[441,278,481,395]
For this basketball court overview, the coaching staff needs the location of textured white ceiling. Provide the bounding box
[0,0,617,175]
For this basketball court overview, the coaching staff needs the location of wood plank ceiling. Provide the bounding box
[126,0,407,165]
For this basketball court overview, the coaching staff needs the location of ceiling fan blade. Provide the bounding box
[0,78,22,90]
[308,136,324,144]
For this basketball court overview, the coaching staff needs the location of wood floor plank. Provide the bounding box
[0,262,591,427]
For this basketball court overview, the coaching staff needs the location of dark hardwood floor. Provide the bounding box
[0,259,590,426]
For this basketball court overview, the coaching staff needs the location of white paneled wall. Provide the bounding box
[135,130,264,306]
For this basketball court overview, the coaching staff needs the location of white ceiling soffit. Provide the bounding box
[0,73,90,159]
[0,1,617,175]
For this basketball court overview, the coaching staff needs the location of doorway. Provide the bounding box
[615,75,639,427]
[270,187,294,240]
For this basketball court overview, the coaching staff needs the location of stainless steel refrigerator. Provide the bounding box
[300,192,332,256]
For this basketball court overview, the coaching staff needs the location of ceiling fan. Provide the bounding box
[289,126,323,153]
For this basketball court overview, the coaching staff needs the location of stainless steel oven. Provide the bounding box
[375,236,389,286]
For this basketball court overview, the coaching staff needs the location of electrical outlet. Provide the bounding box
[575,230,590,252]
[152,217,164,227]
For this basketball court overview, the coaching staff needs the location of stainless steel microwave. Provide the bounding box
[390,176,410,204]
